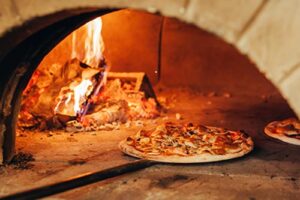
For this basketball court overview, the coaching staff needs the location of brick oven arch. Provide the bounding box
[0,1,299,164]
[1,1,300,118]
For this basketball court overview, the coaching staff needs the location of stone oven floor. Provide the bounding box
[0,87,299,199]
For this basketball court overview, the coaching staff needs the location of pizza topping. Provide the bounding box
[124,122,253,157]
[283,124,296,131]
[212,148,226,155]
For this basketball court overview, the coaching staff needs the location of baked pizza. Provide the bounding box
[264,118,300,145]
[119,122,254,163]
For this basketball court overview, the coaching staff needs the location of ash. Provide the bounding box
[10,152,35,170]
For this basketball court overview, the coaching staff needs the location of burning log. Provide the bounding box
[18,58,104,129]
[66,100,128,132]
[65,72,160,132]
[18,15,160,132]
[54,66,101,117]
[19,57,159,132]
[82,100,128,125]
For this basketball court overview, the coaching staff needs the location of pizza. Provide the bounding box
[264,118,300,145]
[119,122,254,163]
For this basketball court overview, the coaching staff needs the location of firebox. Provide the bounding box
[0,3,299,200]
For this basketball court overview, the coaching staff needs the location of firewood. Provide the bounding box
[19,59,101,128]
[107,72,158,101]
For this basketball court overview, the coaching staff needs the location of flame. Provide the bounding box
[71,17,104,68]
[54,79,93,116]
[73,79,93,114]
[55,17,107,117]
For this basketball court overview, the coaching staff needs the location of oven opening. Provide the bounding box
[18,16,159,133]
[0,7,299,199]
[15,9,293,159]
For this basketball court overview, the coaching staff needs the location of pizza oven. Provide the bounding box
[0,1,299,199]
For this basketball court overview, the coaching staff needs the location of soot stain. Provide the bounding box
[68,158,87,165]
[10,152,35,169]
[151,174,189,189]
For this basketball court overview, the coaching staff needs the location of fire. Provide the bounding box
[71,17,104,68]
[54,78,94,116]
[73,79,93,114]
[55,17,107,117]
[18,15,159,130]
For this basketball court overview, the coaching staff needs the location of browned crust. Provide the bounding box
[119,132,254,163]
[264,122,300,146]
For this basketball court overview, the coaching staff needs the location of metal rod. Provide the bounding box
[0,159,154,200]
[156,16,165,83]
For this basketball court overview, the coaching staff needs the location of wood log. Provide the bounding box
[19,59,100,128]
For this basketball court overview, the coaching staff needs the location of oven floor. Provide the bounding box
[0,87,299,199]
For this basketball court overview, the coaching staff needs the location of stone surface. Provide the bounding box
[183,0,263,43]
[0,0,22,36]
[238,0,300,84]
[279,65,300,119]
[6,0,186,36]
[0,87,298,198]
[13,0,185,19]
[53,168,300,200]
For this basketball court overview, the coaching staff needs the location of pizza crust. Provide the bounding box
[264,124,300,146]
[119,136,253,163]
